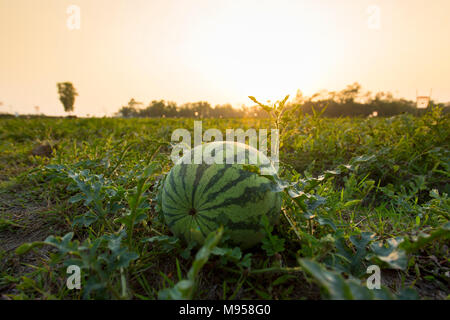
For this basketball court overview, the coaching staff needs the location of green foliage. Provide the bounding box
[324,232,376,277]
[368,237,408,270]
[158,228,223,300]
[212,246,252,269]
[17,231,139,299]
[1,105,449,300]
[299,259,418,300]
[260,215,285,256]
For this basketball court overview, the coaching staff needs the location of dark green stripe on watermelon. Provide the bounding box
[199,181,274,211]
[190,163,209,208]
[167,167,188,205]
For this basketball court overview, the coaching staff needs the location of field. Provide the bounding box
[0,107,449,300]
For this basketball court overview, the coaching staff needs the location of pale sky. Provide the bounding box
[1,0,450,116]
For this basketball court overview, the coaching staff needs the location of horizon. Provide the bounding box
[1,0,450,116]
[4,82,448,118]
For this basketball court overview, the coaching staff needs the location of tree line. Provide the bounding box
[2,82,449,118]
[115,99,268,118]
[116,83,449,118]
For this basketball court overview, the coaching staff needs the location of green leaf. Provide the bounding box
[211,246,242,261]
[261,236,285,256]
[344,199,361,208]
[401,222,450,253]
[317,217,337,231]
[44,232,78,254]
[299,259,402,300]
[238,253,252,269]
[369,237,408,270]
[248,96,272,113]
[142,235,180,253]
[327,232,375,277]
[0,218,23,230]
[68,193,85,204]
[15,241,46,255]
[299,259,354,299]
[272,274,296,286]
[72,211,98,227]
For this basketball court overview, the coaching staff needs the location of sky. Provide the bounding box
[1,0,450,116]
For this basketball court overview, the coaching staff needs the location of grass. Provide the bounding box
[0,106,449,300]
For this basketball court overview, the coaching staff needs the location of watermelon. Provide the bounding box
[161,141,282,249]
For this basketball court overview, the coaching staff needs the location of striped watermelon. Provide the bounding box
[161,141,281,249]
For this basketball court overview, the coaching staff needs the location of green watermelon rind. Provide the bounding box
[161,141,282,249]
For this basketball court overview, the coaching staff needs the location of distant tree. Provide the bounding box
[191,101,212,118]
[212,104,241,118]
[57,82,78,113]
[118,106,135,118]
[165,101,178,117]
[117,98,142,117]
[374,91,394,102]
[127,98,143,109]
[140,100,166,117]
[294,83,420,117]
[336,82,362,103]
